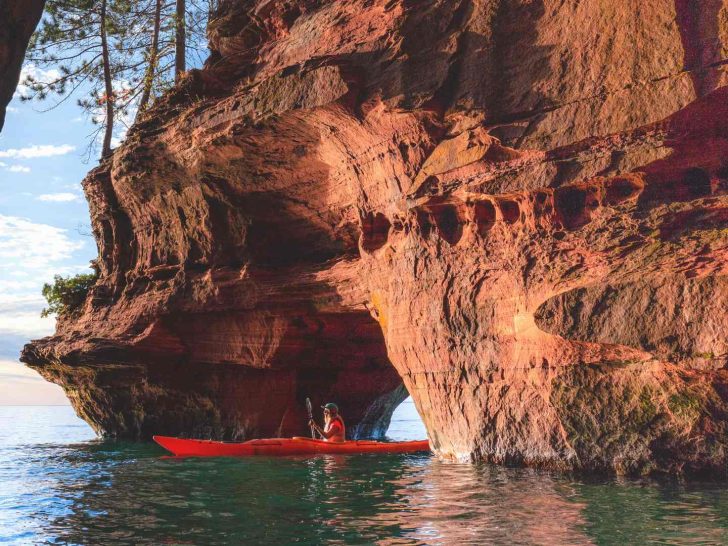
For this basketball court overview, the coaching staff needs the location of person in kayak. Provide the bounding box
[308,402,346,442]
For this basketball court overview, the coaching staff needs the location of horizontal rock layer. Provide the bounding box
[23,0,728,474]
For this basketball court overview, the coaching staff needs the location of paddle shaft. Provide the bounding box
[306,398,316,439]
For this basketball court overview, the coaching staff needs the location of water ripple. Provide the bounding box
[1,407,728,545]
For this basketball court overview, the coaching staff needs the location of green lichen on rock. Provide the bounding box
[551,365,728,476]
[550,367,665,474]
[667,390,702,424]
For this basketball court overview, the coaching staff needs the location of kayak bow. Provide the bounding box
[153,435,430,457]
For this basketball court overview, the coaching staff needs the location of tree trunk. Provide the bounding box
[175,0,185,83]
[137,0,162,116]
[100,0,114,158]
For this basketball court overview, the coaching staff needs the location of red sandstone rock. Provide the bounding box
[21,0,728,474]
[0,0,45,131]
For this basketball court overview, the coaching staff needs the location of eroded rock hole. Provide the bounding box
[585,188,601,209]
[429,203,465,245]
[605,177,643,205]
[423,175,442,196]
[361,212,391,253]
[555,187,588,230]
[474,200,496,236]
[416,209,434,238]
[534,278,727,363]
[499,200,520,224]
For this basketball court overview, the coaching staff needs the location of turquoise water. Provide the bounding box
[2,405,728,545]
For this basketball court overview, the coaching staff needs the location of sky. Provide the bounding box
[0,67,100,405]
[0,19,212,406]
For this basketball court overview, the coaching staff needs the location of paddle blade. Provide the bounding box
[305,397,316,439]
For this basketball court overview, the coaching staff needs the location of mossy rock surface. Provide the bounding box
[550,366,728,475]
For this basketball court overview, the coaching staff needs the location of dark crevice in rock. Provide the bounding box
[555,186,589,230]
[426,200,467,245]
[473,200,496,236]
[498,199,520,224]
[604,177,644,206]
[361,212,391,253]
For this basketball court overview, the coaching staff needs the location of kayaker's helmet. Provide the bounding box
[322,402,339,415]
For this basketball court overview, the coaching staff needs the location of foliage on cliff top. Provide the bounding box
[41,272,98,318]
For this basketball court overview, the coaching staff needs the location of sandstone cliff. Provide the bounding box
[0,0,45,131]
[22,0,728,475]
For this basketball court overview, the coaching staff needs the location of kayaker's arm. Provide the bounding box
[308,419,335,439]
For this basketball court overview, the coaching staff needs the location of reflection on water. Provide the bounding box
[2,407,728,545]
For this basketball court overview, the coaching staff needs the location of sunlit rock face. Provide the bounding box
[0,0,45,131]
[22,0,728,474]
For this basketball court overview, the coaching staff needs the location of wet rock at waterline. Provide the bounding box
[21,0,728,475]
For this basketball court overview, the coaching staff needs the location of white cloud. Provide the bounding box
[0,292,55,337]
[0,216,91,339]
[0,144,75,160]
[14,64,62,98]
[8,165,31,173]
[36,192,80,203]
[0,310,54,338]
[0,280,38,292]
[0,214,88,339]
[0,269,90,339]
[6,106,19,114]
[0,214,84,271]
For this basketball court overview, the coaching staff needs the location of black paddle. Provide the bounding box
[305,397,316,439]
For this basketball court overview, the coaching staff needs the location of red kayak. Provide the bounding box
[153,435,430,457]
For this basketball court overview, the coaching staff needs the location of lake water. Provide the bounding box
[1,403,728,545]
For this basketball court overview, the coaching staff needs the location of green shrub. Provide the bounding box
[41,273,98,318]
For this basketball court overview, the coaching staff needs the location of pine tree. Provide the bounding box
[21,0,215,159]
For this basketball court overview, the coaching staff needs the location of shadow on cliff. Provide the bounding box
[674,0,726,98]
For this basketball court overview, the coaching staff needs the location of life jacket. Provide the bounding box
[324,415,345,443]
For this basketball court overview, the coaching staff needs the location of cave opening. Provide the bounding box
[361,212,392,253]
[385,395,427,440]
[346,383,428,441]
